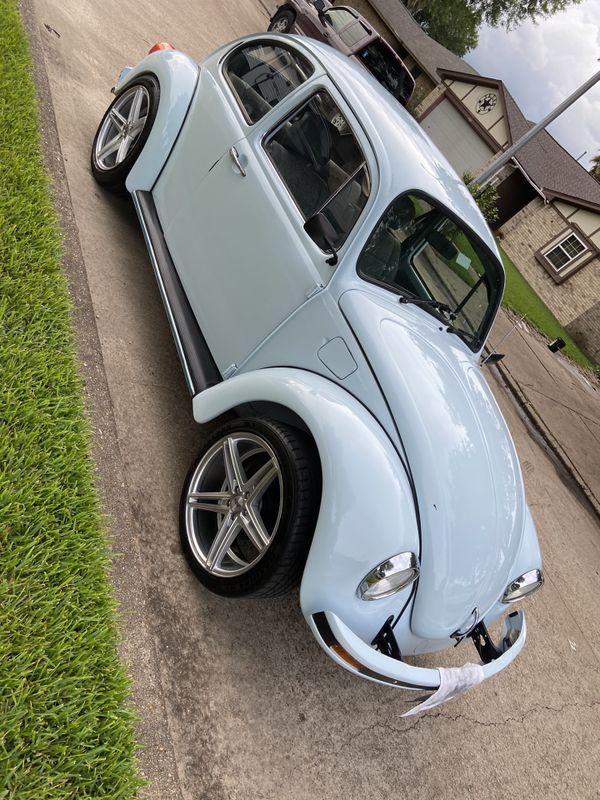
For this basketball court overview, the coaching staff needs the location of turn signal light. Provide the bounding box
[148,42,175,54]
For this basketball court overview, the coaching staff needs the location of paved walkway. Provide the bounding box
[488,309,600,517]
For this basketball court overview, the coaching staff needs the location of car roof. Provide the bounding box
[264,34,500,258]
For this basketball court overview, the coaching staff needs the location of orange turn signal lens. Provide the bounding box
[331,643,362,671]
[148,42,175,54]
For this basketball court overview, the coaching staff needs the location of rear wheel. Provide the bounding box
[268,9,295,32]
[91,75,159,191]
[179,417,320,597]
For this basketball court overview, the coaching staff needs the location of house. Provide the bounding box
[343,0,600,363]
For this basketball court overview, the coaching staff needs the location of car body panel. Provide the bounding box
[114,50,199,193]
[192,368,421,643]
[339,288,525,637]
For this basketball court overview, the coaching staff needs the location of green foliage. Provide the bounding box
[0,1,141,796]
[463,172,500,225]
[412,0,480,55]
[499,246,596,369]
[404,0,581,39]
[590,154,600,181]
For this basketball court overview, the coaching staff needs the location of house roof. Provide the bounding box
[367,0,476,84]
[500,86,600,211]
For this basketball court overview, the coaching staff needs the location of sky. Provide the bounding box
[465,0,600,170]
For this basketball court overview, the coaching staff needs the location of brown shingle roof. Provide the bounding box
[500,85,600,211]
[368,0,476,83]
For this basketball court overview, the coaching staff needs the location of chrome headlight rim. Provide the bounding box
[502,568,544,604]
[357,552,419,601]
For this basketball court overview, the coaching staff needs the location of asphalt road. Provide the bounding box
[25,1,600,798]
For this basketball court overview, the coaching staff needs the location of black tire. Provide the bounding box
[90,75,159,192]
[268,9,296,32]
[179,417,320,598]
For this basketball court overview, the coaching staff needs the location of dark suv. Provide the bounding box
[268,0,415,106]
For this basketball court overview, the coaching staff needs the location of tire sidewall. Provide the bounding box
[268,10,295,31]
[91,74,160,190]
[179,418,315,598]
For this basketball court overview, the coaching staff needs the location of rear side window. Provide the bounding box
[264,91,370,247]
[225,43,313,124]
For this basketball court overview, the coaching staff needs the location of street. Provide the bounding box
[24,0,600,797]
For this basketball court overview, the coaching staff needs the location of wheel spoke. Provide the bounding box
[188,491,231,514]
[240,507,271,552]
[116,135,132,164]
[223,437,245,491]
[109,107,127,131]
[206,514,241,571]
[128,87,145,124]
[97,133,121,160]
[129,115,147,136]
[246,459,278,504]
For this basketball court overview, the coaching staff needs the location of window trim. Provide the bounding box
[261,89,371,249]
[542,230,587,273]
[534,222,598,284]
[356,190,505,352]
[222,39,315,127]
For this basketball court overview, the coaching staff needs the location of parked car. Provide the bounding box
[268,0,415,106]
[91,33,543,712]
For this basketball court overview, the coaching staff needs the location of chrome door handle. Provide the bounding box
[229,146,246,177]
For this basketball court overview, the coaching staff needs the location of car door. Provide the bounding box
[156,42,327,374]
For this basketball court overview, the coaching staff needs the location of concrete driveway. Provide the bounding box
[24,1,600,798]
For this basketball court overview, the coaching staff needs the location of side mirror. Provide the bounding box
[314,0,327,19]
[482,352,505,365]
[426,230,458,261]
[304,212,339,266]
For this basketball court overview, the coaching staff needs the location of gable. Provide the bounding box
[444,78,509,150]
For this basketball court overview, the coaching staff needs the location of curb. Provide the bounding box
[493,358,600,522]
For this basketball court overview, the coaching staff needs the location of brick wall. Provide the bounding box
[499,197,600,362]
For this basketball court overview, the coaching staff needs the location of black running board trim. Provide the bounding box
[132,190,221,395]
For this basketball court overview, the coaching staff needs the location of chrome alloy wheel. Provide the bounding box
[271,17,291,32]
[94,85,150,171]
[184,433,284,577]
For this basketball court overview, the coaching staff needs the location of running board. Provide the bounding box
[132,190,221,396]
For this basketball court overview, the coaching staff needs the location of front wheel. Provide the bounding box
[179,417,320,598]
[91,76,159,191]
[268,9,295,32]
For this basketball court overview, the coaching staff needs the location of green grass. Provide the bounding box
[498,245,596,370]
[0,1,141,797]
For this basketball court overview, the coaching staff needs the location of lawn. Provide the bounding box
[498,245,596,371]
[0,1,141,797]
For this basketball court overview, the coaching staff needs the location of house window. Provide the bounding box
[543,232,586,272]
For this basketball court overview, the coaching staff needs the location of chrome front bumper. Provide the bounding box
[309,610,526,704]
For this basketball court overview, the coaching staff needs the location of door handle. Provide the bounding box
[229,146,246,177]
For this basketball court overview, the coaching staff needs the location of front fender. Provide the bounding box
[192,369,420,641]
[113,50,199,192]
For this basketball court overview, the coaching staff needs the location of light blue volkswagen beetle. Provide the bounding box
[91,34,543,711]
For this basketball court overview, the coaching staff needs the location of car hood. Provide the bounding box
[339,289,525,639]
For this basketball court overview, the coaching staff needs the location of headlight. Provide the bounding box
[357,552,419,601]
[502,569,544,603]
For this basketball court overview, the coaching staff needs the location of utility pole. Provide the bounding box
[469,68,600,189]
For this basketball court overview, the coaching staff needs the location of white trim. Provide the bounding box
[542,230,588,273]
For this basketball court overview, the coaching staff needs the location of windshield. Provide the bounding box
[357,41,414,103]
[357,193,504,349]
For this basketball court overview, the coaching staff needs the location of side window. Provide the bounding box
[264,91,370,248]
[323,9,357,30]
[225,43,314,124]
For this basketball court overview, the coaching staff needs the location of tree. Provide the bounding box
[463,172,500,224]
[413,0,480,56]
[591,155,600,181]
[464,0,582,28]
[403,0,582,33]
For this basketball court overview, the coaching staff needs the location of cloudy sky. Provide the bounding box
[465,0,600,170]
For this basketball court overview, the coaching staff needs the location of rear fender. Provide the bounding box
[112,50,199,192]
[192,369,420,641]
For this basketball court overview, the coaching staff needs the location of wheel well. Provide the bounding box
[273,4,296,18]
[235,401,310,436]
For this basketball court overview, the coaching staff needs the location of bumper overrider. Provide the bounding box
[308,610,526,714]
